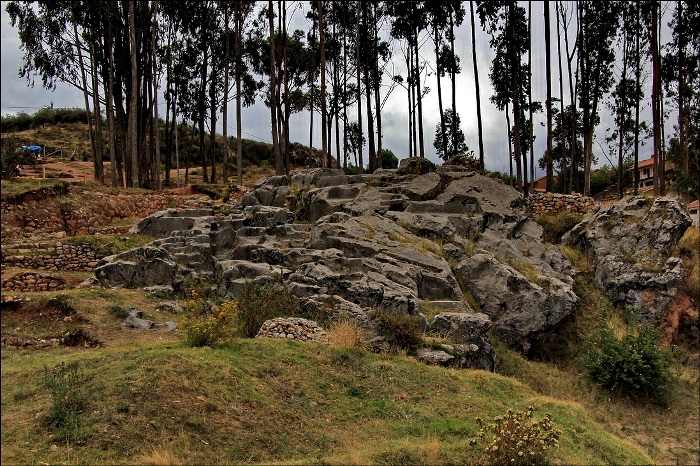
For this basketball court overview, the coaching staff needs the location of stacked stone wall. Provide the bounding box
[529,192,595,216]
[2,242,102,271]
[1,271,66,292]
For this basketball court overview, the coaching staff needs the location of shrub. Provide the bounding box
[535,211,583,244]
[43,362,88,441]
[107,303,133,319]
[234,280,301,338]
[181,294,238,347]
[368,309,424,353]
[580,322,672,401]
[470,406,560,466]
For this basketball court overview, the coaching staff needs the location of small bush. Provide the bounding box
[181,294,238,347]
[580,322,672,401]
[327,319,367,348]
[107,303,133,319]
[470,406,560,466]
[43,362,88,441]
[535,211,583,244]
[235,280,301,338]
[369,309,424,353]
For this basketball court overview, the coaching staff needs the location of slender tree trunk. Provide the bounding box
[342,12,348,169]
[282,2,290,174]
[236,0,243,185]
[617,29,628,200]
[415,31,425,159]
[509,3,524,195]
[128,1,139,187]
[528,1,534,192]
[151,1,161,190]
[470,1,485,169]
[555,0,567,192]
[269,0,282,175]
[450,11,457,157]
[545,1,553,192]
[105,6,120,188]
[90,43,105,184]
[223,6,230,184]
[362,3,376,172]
[677,0,688,175]
[434,23,446,157]
[652,2,662,196]
[319,0,328,168]
[634,1,640,195]
[409,46,415,159]
[355,1,363,172]
[561,1,576,194]
[309,18,316,149]
[506,101,513,186]
[72,11,96,181]
[373,3,382,165]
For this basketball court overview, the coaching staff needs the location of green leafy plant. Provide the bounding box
[368,309,424,353]
[534,211,583,244]
[580,322,672,401]
[470,406,560,466]
[181,293,238,347]
[43,362,88,441]
[234,280,301,338]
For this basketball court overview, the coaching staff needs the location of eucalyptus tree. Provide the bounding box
[470,1,485,169]
[426,1,464,160]
[477,0,533,195]
[576,0,621,196]
[388,0,429,159]
[663,1,700,198]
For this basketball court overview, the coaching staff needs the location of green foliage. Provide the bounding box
[433,109,471,161]
[1,133,38,180]
[1,107,89,132]
[181,293,238,347]
[43,362,88,441]
[378,148,399,169]
[580,321,672,401]
[368,309,424,353]
[470,406,561,466]
[534,212,583,244]
[107,303,133,320]
[234,280,301,338]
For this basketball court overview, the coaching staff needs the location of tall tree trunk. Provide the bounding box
[434,22,446,157]
[450,11,457,157]
[128,1,139,188]
[506,101,513,185]
[90,43,105,184]
[151,1,161,190]
[319,0,328,168]
[236,0,243,185]
[651,2,662,196]
[355,0,363,172]
[415,31,425,159]
[105,5,120,188]
[528,0,534,193]
[470,1,485,169]
[223,6,230,184]
[634,1,640,195]
[409,45,415,159]
[373,2,382,166]
[677,0,688,175]
[309,18,316,149]
[282,2,290,173]
[342,12,348,169]
[362,2,376,172]
[268,1,282,175]
[545,1,553,192]
[72,11,96,181]
[561,1,577,194]
[617,28,628,200]
[556,0,566,192]
[509,3,524,195]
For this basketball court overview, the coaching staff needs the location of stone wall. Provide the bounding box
[1,190,212,240]
[529,192,595,216]
[1,271,66,292]
[2,242,101,271]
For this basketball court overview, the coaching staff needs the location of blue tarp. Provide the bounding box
[19,145,42,152]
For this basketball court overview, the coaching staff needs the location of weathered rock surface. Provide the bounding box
[563,196,692,321]
[95,163,586,359]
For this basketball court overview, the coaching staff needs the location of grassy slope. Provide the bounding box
[2,337,652,466]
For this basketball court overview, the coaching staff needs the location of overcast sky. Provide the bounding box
[1,1,667,178]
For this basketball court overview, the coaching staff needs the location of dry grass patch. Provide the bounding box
[327,320,368,348]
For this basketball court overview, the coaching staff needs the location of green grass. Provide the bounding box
[2,338,653,466]
[65,233,155,258]
[0,178,69,201]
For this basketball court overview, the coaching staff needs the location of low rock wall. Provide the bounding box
[529,192,595,216]
[1,190,211,240]
[2,242,101,271]
[256,317,329,344]
[1,271,66,292]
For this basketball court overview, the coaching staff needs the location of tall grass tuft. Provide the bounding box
[43,362,88,441]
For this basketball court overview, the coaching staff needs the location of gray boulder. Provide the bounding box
[563,196,691,321]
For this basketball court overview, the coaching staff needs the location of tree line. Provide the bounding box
[6,1,699,200]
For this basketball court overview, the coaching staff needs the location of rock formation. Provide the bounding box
[95,162,582,364]
[563,196,692,321]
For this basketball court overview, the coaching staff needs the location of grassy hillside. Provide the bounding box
[2,335,653,465]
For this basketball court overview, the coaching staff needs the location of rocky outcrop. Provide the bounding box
[563,196,692,321]
[95,163,581,358]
